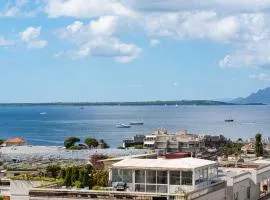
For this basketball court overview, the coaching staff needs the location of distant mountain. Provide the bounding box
[0,100,234,106]
[231,87,270,104]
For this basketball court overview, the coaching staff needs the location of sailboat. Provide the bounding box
[225,116,234,122]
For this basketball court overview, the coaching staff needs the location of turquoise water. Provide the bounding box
[0,105,269,147]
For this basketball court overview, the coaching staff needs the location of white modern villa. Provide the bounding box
[109,157,225,199]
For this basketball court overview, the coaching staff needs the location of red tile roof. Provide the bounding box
[5,138,26,143]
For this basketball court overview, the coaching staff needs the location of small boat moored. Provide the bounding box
[129,122,144,125]
[116,124,131,128]
[225,118,234,122]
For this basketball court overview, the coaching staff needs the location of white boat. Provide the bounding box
[116,124,131,128]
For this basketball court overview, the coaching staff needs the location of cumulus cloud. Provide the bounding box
[219,14,270,68]
[150,39,160,47]
[56,17,142,63]
[0,35,14,46]
[126,0,270,14]
[45,0,133,18]
[20,26,48,49]
[0,0,41,17]
[249,73,270,82]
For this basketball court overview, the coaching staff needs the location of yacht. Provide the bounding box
[116,124,131,128]
[129,122,144,125]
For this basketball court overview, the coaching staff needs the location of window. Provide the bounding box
[182,171,192,185]
[122,169,132,183]
[234,192,238,200]
[112,169,132,183]
[146,170,156,184]
[135,170,145,183]
[146,184,156,193]
[112,169,122,182]
[157,171,167,184]
[170,171,180,185]
[135,184,145,192]
[246,187,250,199]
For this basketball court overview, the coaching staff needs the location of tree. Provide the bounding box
[92,170,109,188]
[64,137,80,149]
[64,167,72,187]
[99,139,110,149]
[0,139,5,146]
[255,133,263,157]
[46,164,61,178]
[84,137,98,148]
[79,168,91,188]
[71,166,79,185]
[90,154,108,170]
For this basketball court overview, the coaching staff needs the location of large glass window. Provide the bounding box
[182,171,192,185]
[135,170,145,183]
[146,170,156,184]
[157,171,167,184]
[112,169,132,183]
[146,185,156,193]
[170,171,180,185]
[122,169,132,183]
[135,184,145,192]
[157,185,168,193]
[112,169,122,182]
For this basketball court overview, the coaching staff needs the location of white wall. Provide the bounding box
[10,180,44,200]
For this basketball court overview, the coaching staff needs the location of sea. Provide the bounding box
[0,105,269,147]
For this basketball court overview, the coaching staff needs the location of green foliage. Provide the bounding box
[46,164,61,178]
[134,145,143,149]
[68,145,82,150]
[0,195,3,200]
[255,133,264,157]
[92,170,109,188]
[79,168,91,188]
[117,146,125,149]
[74,180,82,188]
[0,139,5,146]
[59,168,66,179]
[9,173,56,182]
[56,178,64,185]
[92,185,102,190]
[64,167,72,187]
[71,166,79,185]
[85,137,98,148]
[64,136,80,149]
[219,142,244,156]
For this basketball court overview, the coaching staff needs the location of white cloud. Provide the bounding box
[0,35,14,46]
[45,0,133,18]
[56,18,142,63]
[249,73,270,82]
[143,12,239,42]
[219,14,270,68]
[0,0,41,17]
[126,0,270,14]
[42,0,270,67]
[20,26,48,49]
[150,39,160,47]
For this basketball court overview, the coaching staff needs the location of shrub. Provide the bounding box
[64,137,80,149]
[92,185,102,190]
[46,164,61,178]
[85,137,98,148]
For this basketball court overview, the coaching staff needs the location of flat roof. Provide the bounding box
[112,157,217,170]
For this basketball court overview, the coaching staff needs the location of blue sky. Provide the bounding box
[0,0,270,103]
